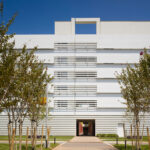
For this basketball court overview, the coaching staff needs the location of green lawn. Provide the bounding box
[50,136,73,141]
[114,144,149,150]
[100,136,148,142]
[0,143,59,150]
[0,136,73,141]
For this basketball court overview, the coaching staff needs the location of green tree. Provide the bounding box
[0,2,52,150]
[138,50,150,107]
[116,50,150,150]
[17,51,52,150]
[27,64,51,150]
[0,1,18,148]
[14,46,37,150]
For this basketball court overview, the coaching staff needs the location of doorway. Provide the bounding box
[117,123,124,137]
[76,120,95,136]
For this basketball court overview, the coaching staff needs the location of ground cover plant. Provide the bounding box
[114,144,149,150]
[0,136,74,141]
[0,143,59,150]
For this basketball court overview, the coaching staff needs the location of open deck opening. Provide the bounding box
[76,119,95,136]
[75,24,96,34]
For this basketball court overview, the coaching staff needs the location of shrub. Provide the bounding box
[97,134,118,138]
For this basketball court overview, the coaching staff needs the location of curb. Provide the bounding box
[52,142,67,150]
[103,141,118,150]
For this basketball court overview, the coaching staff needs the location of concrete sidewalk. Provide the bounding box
[53,136,117,150]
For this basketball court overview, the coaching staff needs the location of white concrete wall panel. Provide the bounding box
[101,98,126,108]
[97,35,150,49]
[0,115,150,136]
[97,65,126,78]
[97,50,140,64]
[7,19,150,136]
[13,35,150,49]
[97,81,121,93]
[13,35,54,49]
[55,20,150,35]
[55,22,72,35]
[101,22,150,35]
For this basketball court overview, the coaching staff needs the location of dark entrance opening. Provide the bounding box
[76,120,95,136]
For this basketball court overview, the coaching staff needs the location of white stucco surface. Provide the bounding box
[1,18,150,136]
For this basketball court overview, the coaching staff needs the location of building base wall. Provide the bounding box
[0,115,149,136]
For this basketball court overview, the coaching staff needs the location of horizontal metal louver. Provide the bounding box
[54,43,97,53]
[54,99,97,111]
[54,56,97,67]
[54,85,97,96]
[54,71,97,79]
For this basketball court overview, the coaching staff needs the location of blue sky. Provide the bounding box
[3,0,150,34]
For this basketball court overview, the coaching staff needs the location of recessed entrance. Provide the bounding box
[76,120,95,136]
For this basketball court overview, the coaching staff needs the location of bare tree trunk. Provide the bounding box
[147,127,150,150]
[19,122,22,150]
[134,122,136,147]
[41,125,44,150]
[123,123,126,138]
[135,115,140,150]
[14,120,17,150]
[26,127,29,150]
[8,123,11,150]
[35,122,38,150]
[139,124,144,149]
[15,120,17,135]
[32,127,36,150]
[35,127,37,150]
[31,121,33,147]
[31,121,35,150]
[135,121,138,150]
[137,122,140,150]
[11,128,15,150]
[130,124,134,150]
[15,134,17,150]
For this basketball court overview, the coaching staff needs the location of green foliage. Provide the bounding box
[97,134,118,138]
[0,1,52,149]
[0,143,59,150]
[27,57,52,125]
[138,50,150,106]
[114,144,149,150]
[116,49,150,116]
[0,0,52,122]
[0,0,18,113]
[116,49,150,150]
[0,135,74,141]
[116,49,150,115]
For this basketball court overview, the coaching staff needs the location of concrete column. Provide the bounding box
[71,18,75,35]
[96,19,101,35]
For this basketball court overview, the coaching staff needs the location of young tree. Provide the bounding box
[116,50,150,150]
[0,1,19,148]
[17,52,51,150]
[138,50,150,107]
[14,46,37,150]
[0,2,52,150]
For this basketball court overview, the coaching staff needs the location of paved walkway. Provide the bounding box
[54,136,117,150]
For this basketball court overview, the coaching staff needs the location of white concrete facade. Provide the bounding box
[1,18,150,136]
